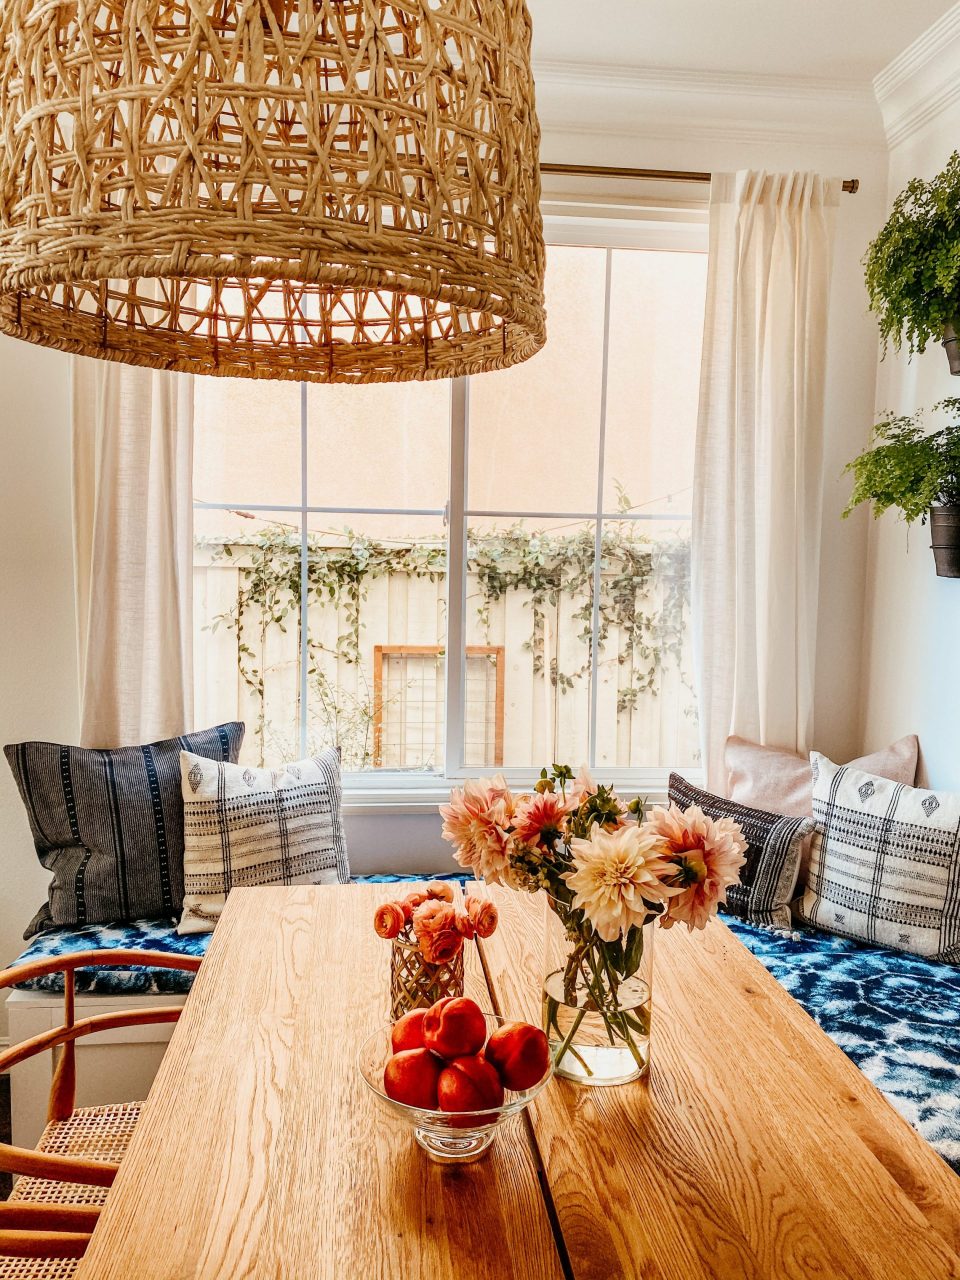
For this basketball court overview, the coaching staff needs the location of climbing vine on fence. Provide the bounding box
[199,516,691,766]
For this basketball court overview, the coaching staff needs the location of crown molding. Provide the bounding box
[532,58,885,153]
[535,59,868,105]
[873,3,960,148]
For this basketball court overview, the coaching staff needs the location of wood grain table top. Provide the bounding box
[75,883,960,1280]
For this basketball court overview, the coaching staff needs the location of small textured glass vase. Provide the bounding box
[389,932,464,1021]
[541,894,654,1086]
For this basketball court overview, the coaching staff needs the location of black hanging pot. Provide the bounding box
[930,505,960,577]
[944,322,960,376]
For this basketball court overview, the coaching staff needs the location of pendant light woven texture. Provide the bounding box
[0,1,545,383]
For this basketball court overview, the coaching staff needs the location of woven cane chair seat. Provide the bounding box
[0,1101,144,1278]
[8,1102,143,1208]
[0,1257,80,1278]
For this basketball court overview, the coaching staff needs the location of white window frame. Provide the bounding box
[196,199,709,812]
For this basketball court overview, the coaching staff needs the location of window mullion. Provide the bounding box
[445,377,469,779]
[588,248,614,771]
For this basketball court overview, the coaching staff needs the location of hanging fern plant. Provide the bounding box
[863,151,960,363]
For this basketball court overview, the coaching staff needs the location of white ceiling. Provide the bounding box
[529,0,955,83]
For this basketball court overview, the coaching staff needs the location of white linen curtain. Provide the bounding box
[72,357,195,747]
[693,171,840,793]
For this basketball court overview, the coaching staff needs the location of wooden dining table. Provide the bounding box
[74,883,960,1280]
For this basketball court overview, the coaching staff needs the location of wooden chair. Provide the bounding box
[0,950,202,1275]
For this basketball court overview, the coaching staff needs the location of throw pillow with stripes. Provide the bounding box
[5,723,244,937]
[798,754,960,962]
[668,773,815,930]
[178,746,349,934]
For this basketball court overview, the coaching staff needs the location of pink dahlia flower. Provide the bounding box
[568,764,598,806]
[439,775,515,883]
[512,789,572,854]
[643,803,747,931]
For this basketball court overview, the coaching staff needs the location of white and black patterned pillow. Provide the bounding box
[798,755,960,963]
[5,723,244,937]
[668,774,814,930]
[177,746,349,934]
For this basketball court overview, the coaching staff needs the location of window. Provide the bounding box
[193,227,707,784]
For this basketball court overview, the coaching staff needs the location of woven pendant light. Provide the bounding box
[0,1,545,383]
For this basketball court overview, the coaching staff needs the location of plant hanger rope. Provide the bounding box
[0,0,546,383]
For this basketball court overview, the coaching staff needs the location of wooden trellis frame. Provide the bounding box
[373,645,504,769]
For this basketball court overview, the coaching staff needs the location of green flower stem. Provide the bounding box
[552,1006,592,1076]
[544,992,593,1075]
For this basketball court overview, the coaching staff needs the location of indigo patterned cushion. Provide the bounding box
[5,723,244,938]
[798,754,960,963]
[668,774,814,930]
[10,917,210,996]
[725,916,960,1174]
[177,747,349,934]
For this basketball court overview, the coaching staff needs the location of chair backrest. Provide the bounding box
[0,949,202,1261]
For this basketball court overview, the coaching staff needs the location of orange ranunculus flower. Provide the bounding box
[373,902,406,940]
[404,889,429,911]
[425,880,455,903]
[454,909,476,940]
[465,896,498,939]
[421,928,463,966]
[412,901,463,965]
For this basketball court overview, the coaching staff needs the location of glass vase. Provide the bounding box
[541,893,654,1086]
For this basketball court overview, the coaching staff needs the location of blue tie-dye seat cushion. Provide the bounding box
[6,887,957,1175]
[724,916,960,1174]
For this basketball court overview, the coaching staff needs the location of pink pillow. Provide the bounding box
[725,735,919,818]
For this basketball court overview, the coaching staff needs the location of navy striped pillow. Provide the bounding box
[5,723,244,937]
[668,773,814,931]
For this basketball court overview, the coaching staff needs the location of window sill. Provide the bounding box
[342,769,703,818]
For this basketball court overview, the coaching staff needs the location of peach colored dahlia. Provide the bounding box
[643,803,747,932]
[565,825,682,943]
[568,764,598,806]
[439,775,515,883]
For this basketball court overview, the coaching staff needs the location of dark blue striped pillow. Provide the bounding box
[5,723,244,937]
[668,773,815,931]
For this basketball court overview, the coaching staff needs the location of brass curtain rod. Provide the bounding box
[541,162,860,194]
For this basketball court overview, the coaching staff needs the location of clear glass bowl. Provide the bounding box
[358,1013,553,1163]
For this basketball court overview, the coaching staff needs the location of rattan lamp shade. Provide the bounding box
[0,1,545,383]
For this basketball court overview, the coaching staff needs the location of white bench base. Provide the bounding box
[6,989,188,1150]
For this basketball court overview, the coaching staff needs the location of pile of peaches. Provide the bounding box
[384,996,551,1118]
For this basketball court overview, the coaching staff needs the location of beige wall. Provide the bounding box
[0,337,79,1035]
[859,107,960,787]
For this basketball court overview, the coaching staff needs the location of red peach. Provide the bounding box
[391,1008,428,1054]
[438,1054,505,1117]
[383,1048,442,1110]
[423,996,487,1060]
[484,1023,551,1091]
